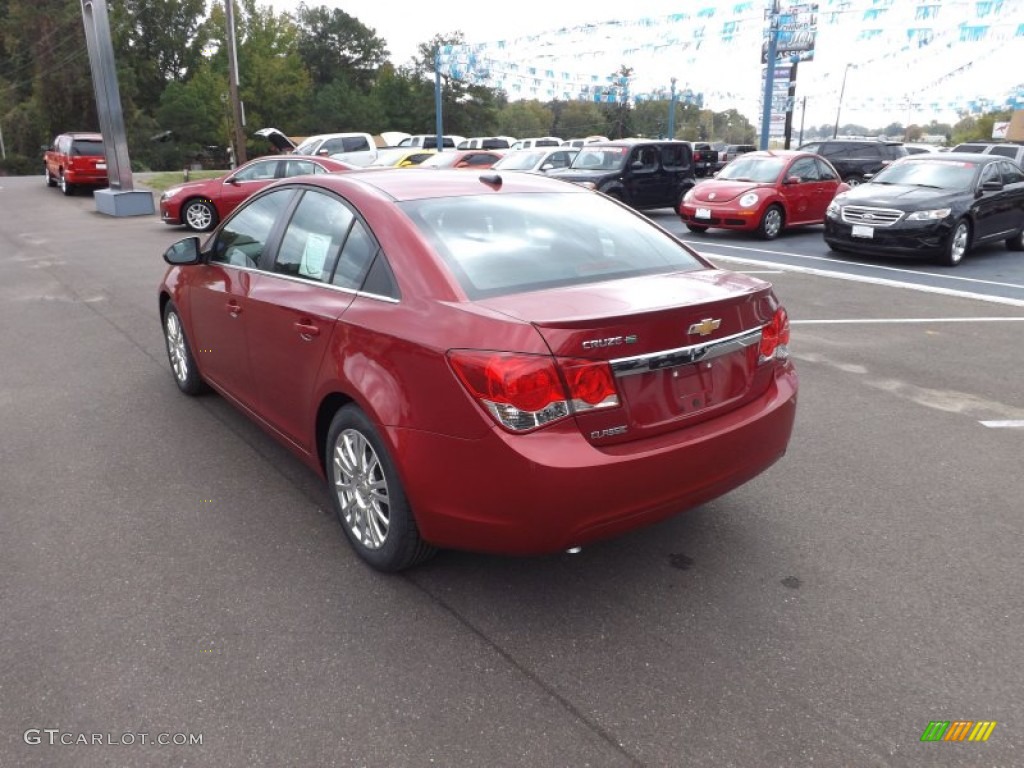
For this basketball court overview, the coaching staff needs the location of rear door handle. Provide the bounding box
[294,321,321,339]
[226,300,242,317]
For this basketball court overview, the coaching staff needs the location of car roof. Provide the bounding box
[899,152,1002,164]
[286,167,593,202]
[64,132,103,139]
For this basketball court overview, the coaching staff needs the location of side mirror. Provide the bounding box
[980,179,1003,192]
[225,175,240,185]
[163,237,202,266]
[784,175,800,185]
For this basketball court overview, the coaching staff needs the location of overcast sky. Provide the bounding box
[267,0,1024,132]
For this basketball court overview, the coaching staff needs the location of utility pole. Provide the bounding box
[667,78,678,139]
[759,0,779,150]
[225,0,247,165]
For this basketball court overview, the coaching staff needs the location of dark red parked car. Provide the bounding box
[159,154,354,232]
[159,169,798,571]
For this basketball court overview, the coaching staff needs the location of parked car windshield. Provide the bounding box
[568,147,630,172]
[72,139,105,156]
[870,159,978,190]
[400,192,703,299]
[716,155,786,183]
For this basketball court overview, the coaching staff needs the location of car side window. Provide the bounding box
[999,161,1024,185]
[661,144,688,169]
[233,160,280,182]
[989,146,1018,160]
[633,148,657,172]
[273,190,354,282]
[978,164,1000,188]
[788,158,819,181]
[332,220,377,290]
[815,158,838,180]
[342,136,371,152]
[210,189,294,268]
[284,159,317,177]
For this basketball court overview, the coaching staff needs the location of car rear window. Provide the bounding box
[72,139,104,156]
[400,192,703,299]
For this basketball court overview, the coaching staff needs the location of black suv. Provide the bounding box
[797,139,907,186]
[547,140,696,210]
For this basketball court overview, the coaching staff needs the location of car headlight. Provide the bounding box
[738,192,759,208]
[683,188,695,204]
[826,200,841,217]
[905,208,952,221]
[161,186,183,201]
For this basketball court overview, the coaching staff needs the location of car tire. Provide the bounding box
[182,199,218,232]
[326,405,436,572]
[685,223,709,233]
[938,219,970,267]
[756,204,784,240]
[1006,228,1024,252]
[845,175,864,187]
[59,172,74,196]
[162,301,207,396]
[45,167,57,187]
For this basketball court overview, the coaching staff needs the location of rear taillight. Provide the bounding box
[448,351,620,432]
[759,307,791,363]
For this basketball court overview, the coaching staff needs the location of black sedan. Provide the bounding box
[824,153,1024,266]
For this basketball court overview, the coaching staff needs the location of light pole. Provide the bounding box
[667,77,677,139]
[833,63,854,139]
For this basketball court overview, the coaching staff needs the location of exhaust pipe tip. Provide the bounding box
[565,546,582,554]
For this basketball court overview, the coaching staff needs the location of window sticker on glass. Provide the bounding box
[300,233,331,278]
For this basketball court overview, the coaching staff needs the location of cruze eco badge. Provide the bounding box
[582,334,638,350]
[688,318,721,336]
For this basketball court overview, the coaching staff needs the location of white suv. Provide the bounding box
[951,141,1024,167]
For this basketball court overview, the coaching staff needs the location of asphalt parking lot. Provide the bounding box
[2,175,1022,768]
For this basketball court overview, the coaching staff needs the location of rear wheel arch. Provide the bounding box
[316,392,357,475]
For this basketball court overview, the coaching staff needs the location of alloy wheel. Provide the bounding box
[164,311,189,383]
[333,429,390,550]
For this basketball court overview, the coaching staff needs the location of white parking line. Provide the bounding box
[698,241,1024,290]
[701,251,1024,309]
[980,420,1024,429]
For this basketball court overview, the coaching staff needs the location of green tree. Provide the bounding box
[552,100,609,139]
[110,0,209,114]
[0,0,97,154]
[294,3,388,91]
[497,100,553,137]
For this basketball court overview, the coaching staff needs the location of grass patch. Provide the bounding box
[138,169,225,192]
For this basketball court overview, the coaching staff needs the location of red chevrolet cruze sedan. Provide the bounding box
[159,154,354,232]
[159,169,798,571]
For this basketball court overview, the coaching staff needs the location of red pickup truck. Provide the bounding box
[44,132,109,196]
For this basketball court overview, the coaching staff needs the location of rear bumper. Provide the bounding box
[392,365,798,555]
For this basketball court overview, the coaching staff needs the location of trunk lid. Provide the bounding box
[477,270,781,445]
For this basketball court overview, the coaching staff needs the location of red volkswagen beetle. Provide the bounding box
[679,150,848,239]
[159,170,798,571]
[159,154,355,232]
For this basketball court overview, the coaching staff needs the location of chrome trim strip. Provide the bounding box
[205,261,400,304]
[609,327,762,377]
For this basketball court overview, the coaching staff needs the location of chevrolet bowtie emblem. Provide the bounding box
[688,318,721,336]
